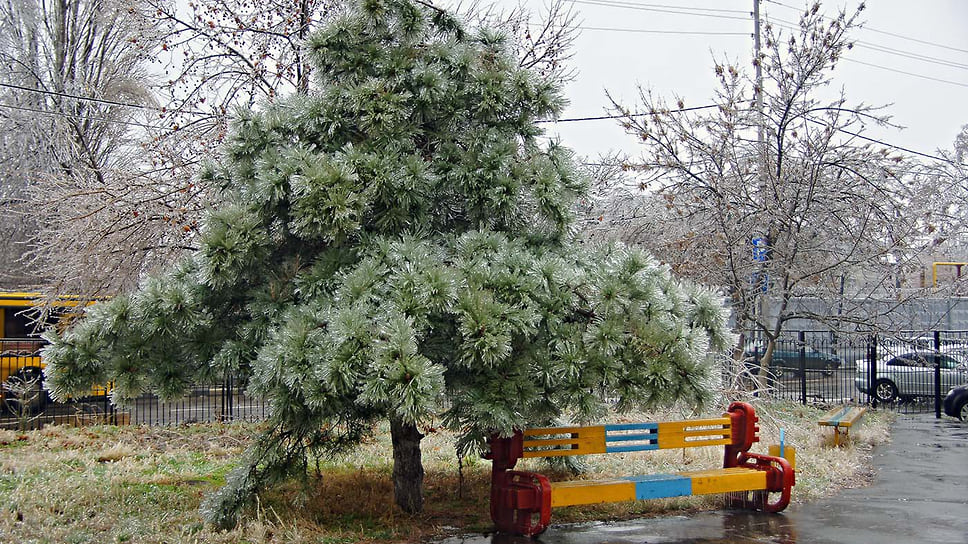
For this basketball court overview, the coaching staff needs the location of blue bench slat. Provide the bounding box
[605,423,659,432]
[606,443,660,453]
[820,406,865,427]
[623,474,692,500]
[605,432,658,442]
[828,406,851,424]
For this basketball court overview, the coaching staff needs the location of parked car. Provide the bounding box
[855,350,968,403]
[943,384,968,421]
[743,347,842,378]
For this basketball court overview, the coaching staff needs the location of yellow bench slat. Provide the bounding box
[522,439,607,457]
[818,406,867,428]
[522,425,607,457]
[657,419,732,449]
[550,479,636,507]
[547,467,768,506]
[524,426,605,437]
[680,467,768,495]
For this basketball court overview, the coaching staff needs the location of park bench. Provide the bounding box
[818,405,867,446]
[485,401,795,536]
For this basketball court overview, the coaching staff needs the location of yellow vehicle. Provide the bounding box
[0,292,104,412]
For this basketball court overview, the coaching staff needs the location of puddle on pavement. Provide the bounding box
[438,511,799,544]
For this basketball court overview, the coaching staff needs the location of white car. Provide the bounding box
[855,350,968,403]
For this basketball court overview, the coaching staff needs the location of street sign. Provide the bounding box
[752,237,768,262]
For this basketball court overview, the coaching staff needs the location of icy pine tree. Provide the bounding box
[42,0,731,527]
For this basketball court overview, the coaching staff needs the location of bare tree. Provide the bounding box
[0,0,160,295]
[15,0,581,301]
[910,125,968,293]
[144,0,341,149]
[457,0,579,85]
[605,3,944,370]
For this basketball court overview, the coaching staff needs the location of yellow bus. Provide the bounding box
[0,292,104,412]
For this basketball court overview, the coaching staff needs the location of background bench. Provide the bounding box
[818,405,867,446]
[486,401,795,536]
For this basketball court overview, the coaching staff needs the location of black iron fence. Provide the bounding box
[4,329,968,430]
[0,338,267,430]
[737,330,968,417]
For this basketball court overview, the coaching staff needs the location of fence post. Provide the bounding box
[224,372,234,422]
[934,330,942,419]
[798,331,807,405]
[867,334,877,409]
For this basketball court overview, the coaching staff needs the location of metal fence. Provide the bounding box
[0,338,267,430]
[4,329,968,430]
[737,330,968,417]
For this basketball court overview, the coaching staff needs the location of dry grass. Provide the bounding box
[0,401,893,543]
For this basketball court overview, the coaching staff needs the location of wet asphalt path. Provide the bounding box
[437,414,968,544]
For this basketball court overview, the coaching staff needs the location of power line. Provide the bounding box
[843,58,968,89]
[541,104,722,123]
[575,1,968,86]
[764,0,968,55]
[803,116,951,163]
[762,17,968,88]
[861,23,968,56]
[764,15,968,72]
[0,81,212,118]
[0,102,173,131]
[568,0,748,16]
[854,43,968,72]
[566,0,752,22]
[577,25,747,36]
[546,102,962,166]
[765,18,968,72]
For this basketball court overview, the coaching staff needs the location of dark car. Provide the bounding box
[944,384,968,421]
[744,347,842,378]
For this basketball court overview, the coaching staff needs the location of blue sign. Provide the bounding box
[750,271,769,293]
[751,237,768,262]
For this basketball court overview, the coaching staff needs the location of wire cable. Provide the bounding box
[764,0,968,55]
[577,25,748,36]
[541,104,722,123]
[843,58,968,89]
[0,102,174,131]
[0,81,212,118]
[853,43,968,72]
[762,17,968,88]
[566,0,753,22]
[546,102,962,166]
[764,16,968,71]
[569,0,748,16]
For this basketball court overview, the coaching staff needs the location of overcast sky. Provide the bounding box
[451,0,968,163]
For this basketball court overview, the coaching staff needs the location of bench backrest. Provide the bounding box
[520,417,733,458]
[489,402,760,471]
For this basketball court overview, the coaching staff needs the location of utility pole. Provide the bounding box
[751,0,769,350]
[753,0,763,128]
[753,0,765,206]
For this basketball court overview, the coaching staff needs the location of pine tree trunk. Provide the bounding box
[390,417,425,514]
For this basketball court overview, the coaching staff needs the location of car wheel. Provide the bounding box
[822,362,835,377]
[772,361,785,379]
[4,367,49,414]
[959,400,968,422]
[874,379,898,403]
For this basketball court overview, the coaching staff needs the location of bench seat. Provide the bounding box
[550,467,768,507]
[818,405,867,446]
